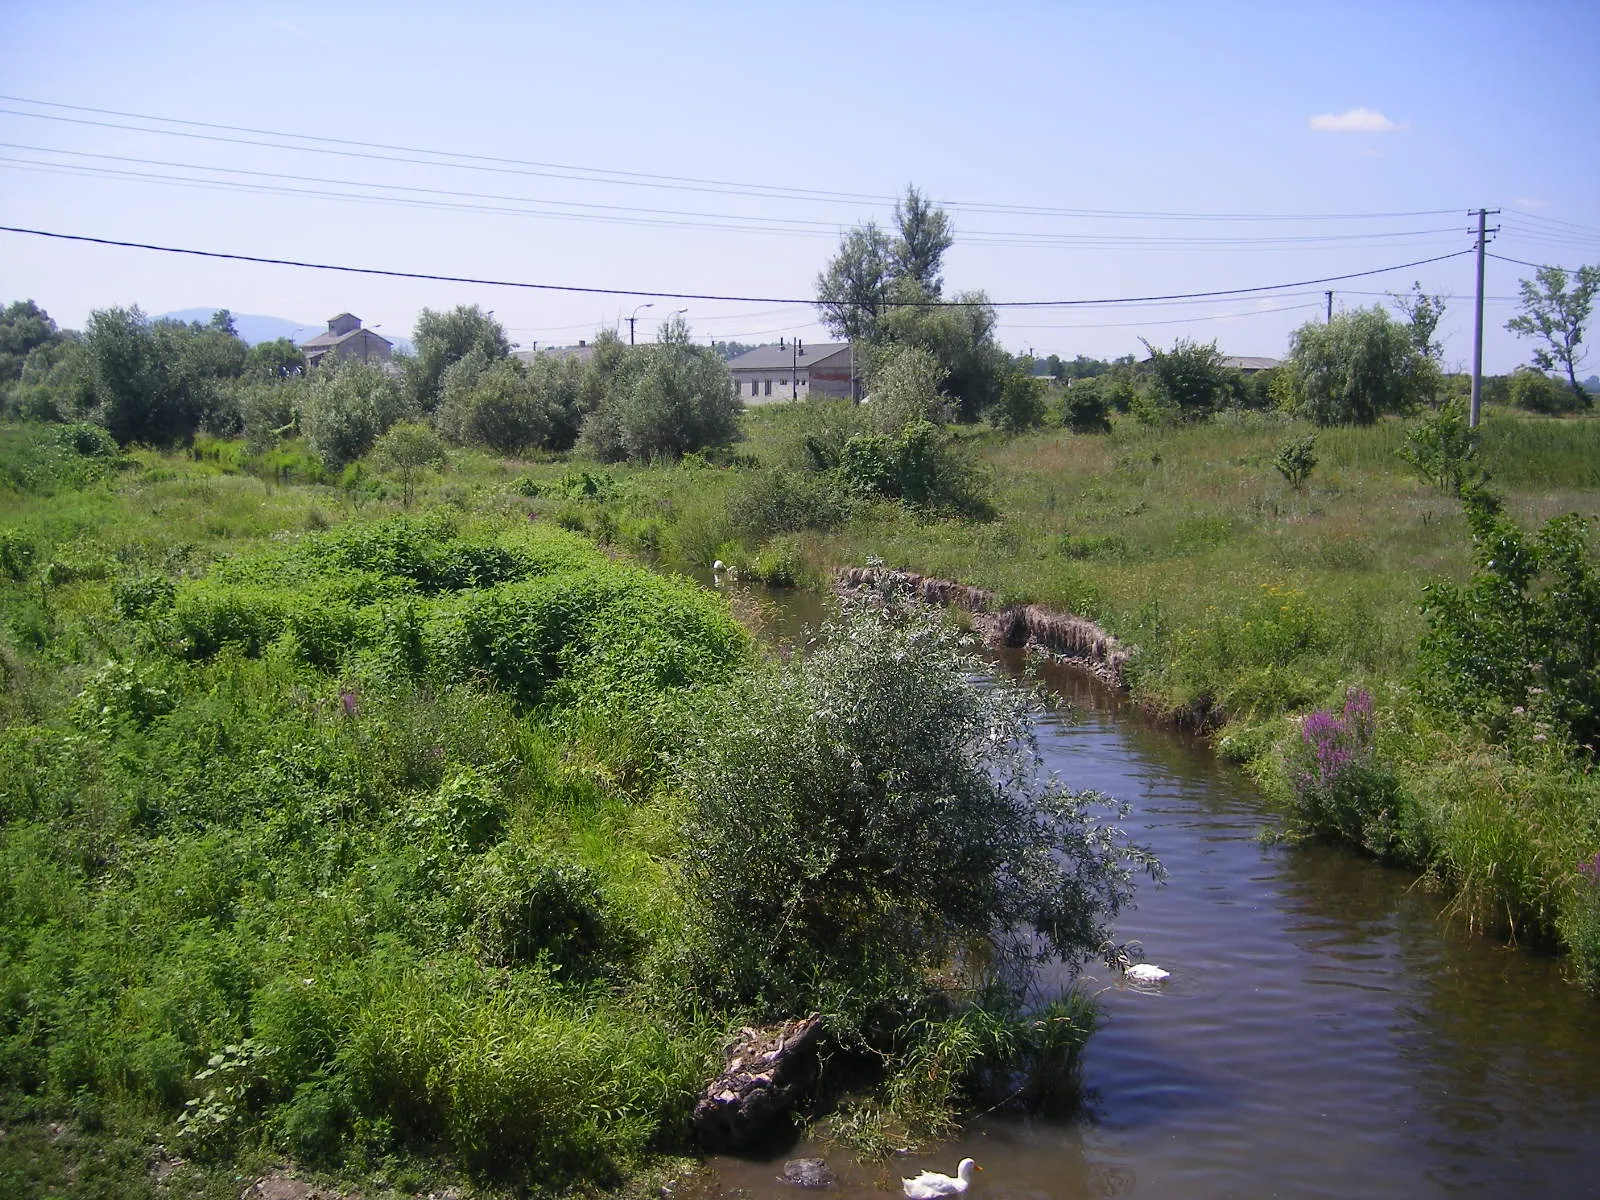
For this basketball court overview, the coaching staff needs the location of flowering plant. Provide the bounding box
[1287,687,1407,857]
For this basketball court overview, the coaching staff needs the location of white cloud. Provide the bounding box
[1514,197,1549,210]
[1309,107,1401,134]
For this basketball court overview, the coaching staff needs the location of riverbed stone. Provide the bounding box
[779,1158,837,1188]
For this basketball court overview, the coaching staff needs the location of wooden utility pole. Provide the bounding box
[1326,291,1334,323]
[1468,208,1500,428]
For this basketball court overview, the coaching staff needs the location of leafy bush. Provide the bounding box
[1282,306,1440,425]
[677,594,1159,1016]
[1061,378,1113,433]
[1399,398,1483,494]
[990,369,1047,434]
[577,322,741,462]
[1420,489,1600,754]
[433,356,560,454]
[301,358,409,468]
[0,527,35,580]
[0,506,767,1190]
[1273,433,1318,491]
[370,420,448,506]
[1508,367,1585,414]
[425,564,748,711]
[1138,337,1234,422]
[724,467,854,537]
[461,843,633,977]
[744,535,806,587]
[864,342,954,434]
[838,420,994,518]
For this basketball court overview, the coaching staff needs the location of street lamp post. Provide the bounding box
[626,303,653,346]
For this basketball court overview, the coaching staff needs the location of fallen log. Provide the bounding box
[692,1013,824,1153]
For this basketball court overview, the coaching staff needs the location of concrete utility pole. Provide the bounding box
[1468,207,1501,429]
[792,338,802,399]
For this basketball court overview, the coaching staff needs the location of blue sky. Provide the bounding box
[2,1,1597,373]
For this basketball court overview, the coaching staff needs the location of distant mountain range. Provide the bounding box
[156,309,413,355]
[157,309,316,346]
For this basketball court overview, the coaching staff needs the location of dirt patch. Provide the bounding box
[239,1171,365,1200]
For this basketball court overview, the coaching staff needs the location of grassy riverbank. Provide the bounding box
[0,422,1144,1196]
[495,403,1600,983]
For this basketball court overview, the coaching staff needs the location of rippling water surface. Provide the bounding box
[705,593,1600,1199]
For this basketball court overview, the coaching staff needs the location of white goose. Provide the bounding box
[902,1159,980,1199]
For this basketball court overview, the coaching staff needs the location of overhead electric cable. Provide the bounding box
[0,94,1466,223]
[0,156,842,237]
[1507,211,1600,236]
[0,224,1475,308]
[1489,252,1567,271]
[999,301,1323,331]
[0,144,1465,247]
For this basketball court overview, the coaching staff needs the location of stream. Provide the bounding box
[703,586,1600,1200]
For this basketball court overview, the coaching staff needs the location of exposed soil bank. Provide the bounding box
[835,565,1131,688]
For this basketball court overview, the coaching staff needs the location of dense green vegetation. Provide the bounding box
[0,418,1147,1196]
[479,398,1600,987]
[2,228,1596,1192]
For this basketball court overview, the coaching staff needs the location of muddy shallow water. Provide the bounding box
[703,586,1600,1200]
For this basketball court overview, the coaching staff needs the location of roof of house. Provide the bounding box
[726,342,849,372]
[515,344,594,366]
[1220,355,1281,372]
[302,327,393,350]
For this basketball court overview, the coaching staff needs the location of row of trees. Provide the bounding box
[0,301,743,467]
[812,191,1596,431]
[0,302,308,442]
[2,244,1589,457]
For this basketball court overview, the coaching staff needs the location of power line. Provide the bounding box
[999,301,1323,331]
[0,96,895,210]
[1488,252,1568,271]
[0,144,1468,250]
[0,93,1469,224]
[0,224,1476,308]
[1507,210,1600,236]
[0,157,843,238]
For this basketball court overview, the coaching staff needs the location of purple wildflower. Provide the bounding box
[1580,852,1600,888]
[1298,688,1375,788]
[340,688,360,718]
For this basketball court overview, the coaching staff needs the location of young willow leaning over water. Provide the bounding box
[676,588,1163,1144]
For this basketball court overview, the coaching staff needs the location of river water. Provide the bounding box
[704,588,1600,1200]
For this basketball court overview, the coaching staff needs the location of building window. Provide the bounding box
[764,379,772,396]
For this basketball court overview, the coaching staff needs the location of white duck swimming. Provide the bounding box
[902,1158,980,1199]
[1126,963,1170,983]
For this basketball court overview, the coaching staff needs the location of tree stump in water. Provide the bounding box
[691,1013,824,1152]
